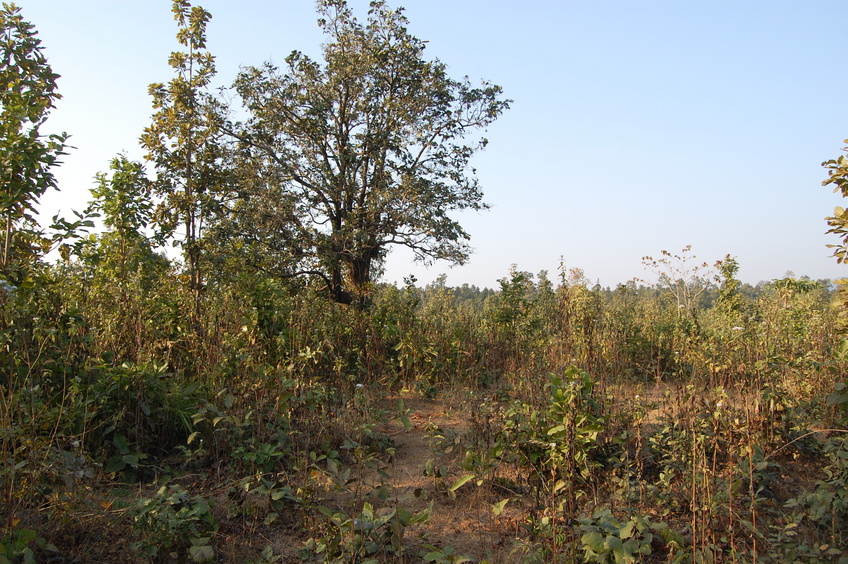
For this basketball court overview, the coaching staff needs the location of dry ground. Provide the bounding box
[264,394,528,562]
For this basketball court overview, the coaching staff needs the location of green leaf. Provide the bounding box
[121,454,139,468]
[271,488,291,501]
[105,456,125,473]
[112,433,129,453]
[449,474,475,492]
[189,544,214,563]
[405,510,430,526]
[582,532,605,552]
[604,536,623,551]
[492,498,510,515]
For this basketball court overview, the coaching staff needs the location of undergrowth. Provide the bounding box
[1,260,846,562]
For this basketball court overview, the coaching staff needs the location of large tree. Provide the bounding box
[0,3,68,280]
[227,0,509,305]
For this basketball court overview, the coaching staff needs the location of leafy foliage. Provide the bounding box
[140,0,229,317]
[823,140,848,264]
[2,2,848,562]
[822,140,848,332]
[227,0,509,304]
[0,3,68,280]
[132,485,218,561]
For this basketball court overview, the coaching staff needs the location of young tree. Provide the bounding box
[0,3,68,280]
[87,155,154,279]
[640,245,715,332]
[72,156,168,363]
[715,255,744,316]
[228,0,510,305]
[140,0,227,318]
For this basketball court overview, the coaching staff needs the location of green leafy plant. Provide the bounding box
[90,360,196,471]
[104,433,147,476]
[299,501,431,562]
[546,367,607,483]
[423,422,461,491]
[578,508,684,564]
[420,543,474,563]
[0,528,59,564]
[131,485,218,562]
[0,3,69,278]
[233,438,287,473]
[0,530,34,564]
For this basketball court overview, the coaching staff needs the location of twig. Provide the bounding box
[765,428,848,460]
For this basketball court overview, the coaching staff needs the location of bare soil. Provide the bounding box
[267,394,528,562]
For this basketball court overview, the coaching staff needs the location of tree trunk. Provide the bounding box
[329,262,353,305]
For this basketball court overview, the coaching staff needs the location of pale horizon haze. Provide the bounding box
[18,0,848,289]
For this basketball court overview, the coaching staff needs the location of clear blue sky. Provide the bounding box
[20,0,848,288]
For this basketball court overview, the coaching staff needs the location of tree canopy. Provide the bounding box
[224,0,510,305]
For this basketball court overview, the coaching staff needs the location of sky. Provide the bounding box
[18,0,848,289]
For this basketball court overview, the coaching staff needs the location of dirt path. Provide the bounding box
[267,395,523,562]
[372,396,519,562]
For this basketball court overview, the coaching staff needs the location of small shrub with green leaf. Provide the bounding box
[578,508,685,564]
[299,501,432,562]
[90,360,196,464]
[131,485,218,562]
[0,528,59,564]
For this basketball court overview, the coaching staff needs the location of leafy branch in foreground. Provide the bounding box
[823,140,848,329]
[823,140,848,264]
